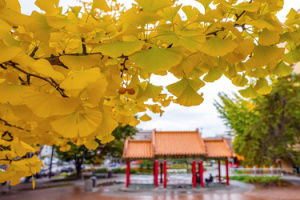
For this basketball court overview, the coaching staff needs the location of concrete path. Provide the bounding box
[1,174,300,200]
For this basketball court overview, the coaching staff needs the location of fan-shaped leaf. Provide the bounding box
[93,41,144,58]
[201,37,238,57]
[130,46,183,73]
[51,109,102,138]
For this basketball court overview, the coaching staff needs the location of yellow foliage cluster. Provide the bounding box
[0,0,298,186]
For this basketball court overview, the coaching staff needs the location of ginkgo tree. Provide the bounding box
[0,0,299,187]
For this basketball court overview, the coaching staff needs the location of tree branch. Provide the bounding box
[30,47,39,57]
[7,62,69,98]
[81,38,87,55]
[0,118,30,132]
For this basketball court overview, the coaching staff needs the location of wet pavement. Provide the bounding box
[1,171,300,200]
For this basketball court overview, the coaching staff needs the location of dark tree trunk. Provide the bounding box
[48,146,54,178]
[76,162,82,179]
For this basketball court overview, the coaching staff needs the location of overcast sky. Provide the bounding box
[19,0,300,137]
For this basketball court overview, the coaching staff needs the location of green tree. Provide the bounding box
[55,125,137,178]
[215,75,300,166]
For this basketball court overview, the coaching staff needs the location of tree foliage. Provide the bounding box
[215,75,300,166]
[55,124,136,177]
[0,0,299,186]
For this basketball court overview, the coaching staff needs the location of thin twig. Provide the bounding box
[30,46,39,57]
[8,62,69,97]
[0,118,30,132]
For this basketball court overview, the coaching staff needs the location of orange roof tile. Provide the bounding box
[123,139,154,158]
[203,138,232,158]
[154,131,206,155]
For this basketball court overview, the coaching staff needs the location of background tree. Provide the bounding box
[215,74,300,166]
[55,124,137,178]
[0,0,299,186]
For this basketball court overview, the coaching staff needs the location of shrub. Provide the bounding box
[94,168,108,173]
[228,175,281,185]
[111,168,137,174]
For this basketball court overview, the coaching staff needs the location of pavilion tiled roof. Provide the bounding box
[203,138,233,158]
[123,139,154,158]
[154,131,206,155]
[122,130,233,159]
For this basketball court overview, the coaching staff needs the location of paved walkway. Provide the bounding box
[1,175,300,200]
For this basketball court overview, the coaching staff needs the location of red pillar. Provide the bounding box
[226,158,229,186]
[126,160,130,188]
[154,161,159,187]
[218,160,221,181]
[198,163,201,186]
[192,161,196,188]
[153,162,155,185]
[160,163,163,184]
[200,160,204,188]
[163,161,167,188]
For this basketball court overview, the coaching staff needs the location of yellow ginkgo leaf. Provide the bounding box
[282,48,300,64]
[35,0,59,15]
[81,75,108,106]
[70,6,82,16]
[258,29,280,46]
[144,83,163,98]
[221,0,260,12]
[135,0,174,12]
[201,37,238,57]
[157,5,181,22]
[203,65,226,82]
[245,45,284,69]
[130,46,184,73]
[51,109,102,138]
[139,113,152,121]
[182,6,200,20]
[0,7,31,26]
[101,135,115,144]
[170,54,201,78]
[256,85,272,95]
[195,0,213,10]
[60,68,101,91]
[239,86,258,98]
[59,55,101,71]
[129,117,140,126]
[23,91,79,118]
[29,59,64,80]
[166,77,204,106]
[28,12,52,42]
[120,12,162,26]
[84,140,99,150]
[96,114,118,138]
[272,62,293,77]
[0,46,22,64]
[176,85,204,106]
[180,33,205,52]
[247,68,269,78]
[0,18,12,33]
[6,0,21,13]
[232,74,248,87]
[93,41,144,58]
[254,78,268,90]
[47,16,72,29]
[0,82,31,105]
[11,105,41,122]
[92,0,110,12]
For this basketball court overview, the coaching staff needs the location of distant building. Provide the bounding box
[132,130,152,140]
